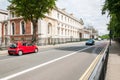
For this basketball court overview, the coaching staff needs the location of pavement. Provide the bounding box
[105,41,120,80]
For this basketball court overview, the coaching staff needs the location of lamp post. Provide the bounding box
[109,30,112,46]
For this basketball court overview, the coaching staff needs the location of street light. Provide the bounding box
[109,30,112,46]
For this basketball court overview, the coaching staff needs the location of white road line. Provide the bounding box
[0,46,93,80]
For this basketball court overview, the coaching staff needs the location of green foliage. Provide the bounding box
[102,0,120,16]
[102,0,120,39]
[100,34,109,39]
[8,0,56,43]
[8,0,56,21]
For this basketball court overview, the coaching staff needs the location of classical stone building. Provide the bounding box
[1,7,94,45]
[0,9,8,45]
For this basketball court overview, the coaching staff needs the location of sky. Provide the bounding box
[0,0,9,10]
[56,0,110,35]
[0,0,109,35]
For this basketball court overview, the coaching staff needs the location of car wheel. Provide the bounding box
[34,49,38,53]
[18,51,23,56]
[9,53,13,56]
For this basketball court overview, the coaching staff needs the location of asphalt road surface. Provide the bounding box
[0,41,108,80]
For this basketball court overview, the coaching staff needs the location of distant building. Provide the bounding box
[83,26,99,39]
[79,28,92,39]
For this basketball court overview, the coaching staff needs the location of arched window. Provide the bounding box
[21,21,25,34]
[48,23,52,34]
[57,27,60,35]
[12,23,15,35]
[4,24,7,35]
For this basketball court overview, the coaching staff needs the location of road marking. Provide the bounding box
[79,43,109,80]
[0,46,93,80]
[79,52,102,80]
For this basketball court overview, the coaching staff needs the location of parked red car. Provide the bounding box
[8,41,38,56]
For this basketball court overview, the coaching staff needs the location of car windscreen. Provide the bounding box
[87,39,93,42]
[9,43,17,48]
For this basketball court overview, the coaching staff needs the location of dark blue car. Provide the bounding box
[86,39,95,45]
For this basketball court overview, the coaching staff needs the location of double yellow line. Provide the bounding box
[79,43,109,80]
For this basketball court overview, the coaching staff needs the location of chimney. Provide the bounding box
[62,8,66,11]
[70,13,73,16]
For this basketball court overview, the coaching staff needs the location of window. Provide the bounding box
[58,23,60,26]
[57,27,60,35]
[61,15,63,20]
[4,24,7,35]
[61,28,63,35]
[48,25,50,34]
[22,43,27,46]
[31,23,33,34]
[11,12,15,18]
[68,30,70,35]
[57,13,59,19]
[9,43,17,48]
[61,24,63,27]
[64,16,66,21]
[65,29,67,35]
[21,21,25,34]
[48,23,52,34]
[12,23,15,35]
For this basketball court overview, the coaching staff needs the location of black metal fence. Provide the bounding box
[0,37,88,49]
[99,46,109,80]
[114,37,120,43]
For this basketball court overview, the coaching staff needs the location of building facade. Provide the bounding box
[38,8,84,45]
[0,9,8,45]
[1,7,93,46]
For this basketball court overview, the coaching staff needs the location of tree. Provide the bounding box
[102,0,120,40]
[102,0,120,20]
[8,0,56,44]
[100,34,109,39]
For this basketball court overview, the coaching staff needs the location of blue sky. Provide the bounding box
[0,0,109,35]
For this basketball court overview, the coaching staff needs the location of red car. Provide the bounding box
[8,41,38,56]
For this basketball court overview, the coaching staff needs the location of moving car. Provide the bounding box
[85,39,95,45]
[8,41,38,56]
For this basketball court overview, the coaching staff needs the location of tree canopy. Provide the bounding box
[8,0,56,43]
[8,0,56,21]
[100,34,109,39]
[102,0,120,40]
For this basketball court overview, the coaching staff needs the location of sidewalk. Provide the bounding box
[105,41,120,80]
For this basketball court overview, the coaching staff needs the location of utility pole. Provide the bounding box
[109,30,112,46]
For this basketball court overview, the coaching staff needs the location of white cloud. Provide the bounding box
[56,0,110,35]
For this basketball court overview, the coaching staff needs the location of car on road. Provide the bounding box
[8,41,38,56]
[85,39,95,45]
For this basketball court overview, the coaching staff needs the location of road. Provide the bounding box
[0,41,108,80]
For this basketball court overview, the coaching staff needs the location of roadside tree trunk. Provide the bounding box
[31,19,38,44]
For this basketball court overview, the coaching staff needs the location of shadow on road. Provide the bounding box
[54,44,106,54]
[54,46,86,51]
